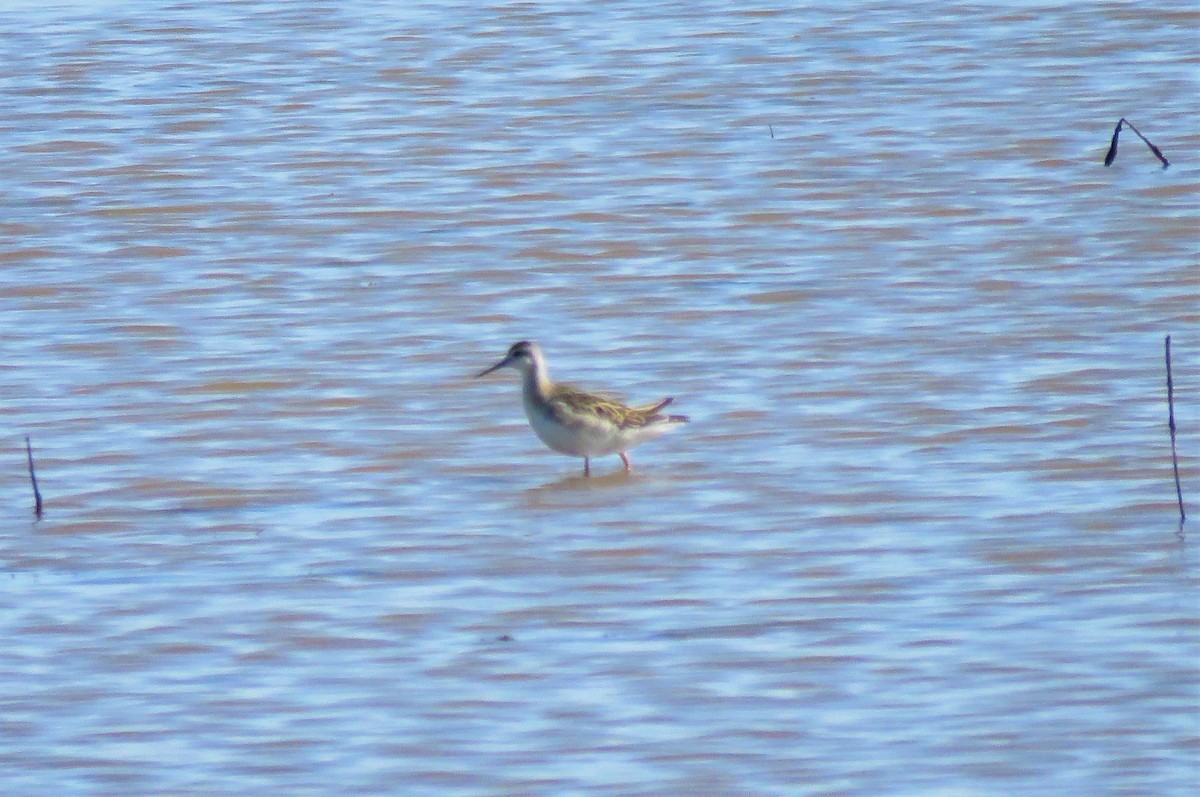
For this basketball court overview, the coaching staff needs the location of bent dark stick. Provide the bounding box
[1104,118,1169,169]
[1165,336,1185,526]
[26,436,43,519]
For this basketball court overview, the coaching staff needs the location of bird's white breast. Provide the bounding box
[522,394,612,456]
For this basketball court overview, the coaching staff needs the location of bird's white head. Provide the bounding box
[475,340,543,378]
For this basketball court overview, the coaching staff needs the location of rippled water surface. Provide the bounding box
[2,1,1198,794]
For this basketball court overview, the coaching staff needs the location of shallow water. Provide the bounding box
[1,1,1197,794]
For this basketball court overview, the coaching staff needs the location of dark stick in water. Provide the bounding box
[1165,336,1185,527]
[1104,118,1169,169]
[26,435,43,520]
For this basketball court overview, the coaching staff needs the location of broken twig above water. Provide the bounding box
[1165,336,1185,528]
[26,436,43,520]
[1104,118,1169,169]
